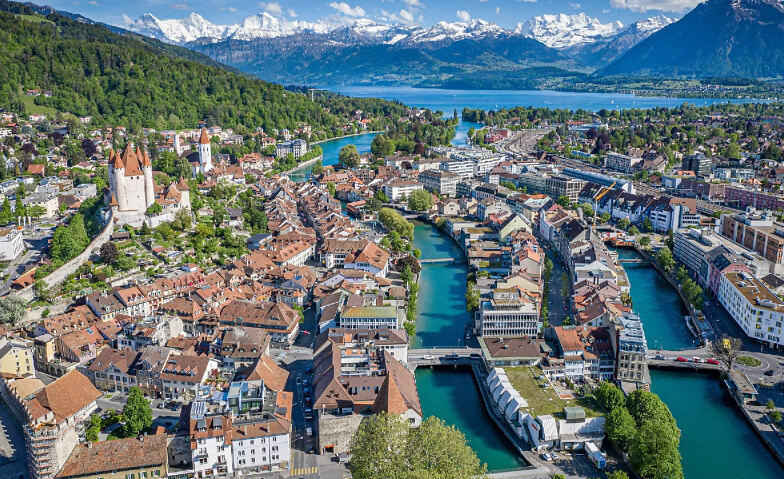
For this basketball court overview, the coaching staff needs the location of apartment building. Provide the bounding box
[721,211,784,264]
[718,271,784,348]
[610,315,650,390]
[604,152,642,174]
[475,289,540,337]
[546,176,586,204]
[419,170,460,197]
[55,436,168,479]
[382,179,423,201]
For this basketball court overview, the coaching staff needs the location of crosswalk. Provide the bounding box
[290,466,318,476]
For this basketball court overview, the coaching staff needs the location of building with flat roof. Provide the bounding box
[721,211,784,264]
[419,170,460,197]
[0,227,24,261]
[475,289,540,337]
[718,271,784,348]
[338,306,403,330]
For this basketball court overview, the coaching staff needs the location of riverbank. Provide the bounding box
[310,130,382,145]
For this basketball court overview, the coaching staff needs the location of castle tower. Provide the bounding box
[198,128,212,174]
[176,177,191,209]
[141,147,155,208]
[112,148,127,211]
[174,133,181,155]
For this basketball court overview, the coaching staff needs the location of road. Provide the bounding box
[0,227,53,295]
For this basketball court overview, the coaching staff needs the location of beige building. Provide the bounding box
[0,336,35,378]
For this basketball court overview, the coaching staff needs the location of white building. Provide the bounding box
[189,402,234,478]
[475,289,540,337]
[382,180,423,201]
[338,306,403,330]
[275,139,307,159]
[0,227,24,261]
[718,271,784,348]
[604,152,642,174]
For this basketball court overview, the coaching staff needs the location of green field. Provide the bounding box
[18,14,55,25]
[505,366,605,419]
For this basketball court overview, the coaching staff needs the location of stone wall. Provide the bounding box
[316,411,365,455]
[17,212,115,300]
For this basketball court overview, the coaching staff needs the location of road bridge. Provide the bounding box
[407,347,482,369]
[618,258,650,264]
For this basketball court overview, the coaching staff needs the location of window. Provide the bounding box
[126,474,135,479]
[140,472,148,478]
[154,471,161,477]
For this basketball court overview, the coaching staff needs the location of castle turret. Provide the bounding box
[174,133,181,155]
[113,147,127,211]
[141,148,155,208]
[198,128,212,174]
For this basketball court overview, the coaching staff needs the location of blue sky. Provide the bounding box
[43,0,703,28]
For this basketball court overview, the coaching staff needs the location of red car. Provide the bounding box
[706,358,720,365]
[676,357,689,362]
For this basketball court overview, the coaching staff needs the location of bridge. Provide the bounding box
[647,348,723,372]
[407,347,482,369]
[618,258,651,264]
[418,257,467,265]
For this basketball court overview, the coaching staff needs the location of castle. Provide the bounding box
[104,143,191,227]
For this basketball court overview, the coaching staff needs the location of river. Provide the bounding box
[310,88,781,475]
[614,249,784,478]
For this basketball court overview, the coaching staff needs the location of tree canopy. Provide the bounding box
[122,386,153,437]
[408,189,434,212]
[350,413,486,479]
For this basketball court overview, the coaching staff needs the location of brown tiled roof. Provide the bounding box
[57,435,167,478]
[242,355,289,391]
[26,370,101,423]
[88,348,138,373]
[199,128,210,144]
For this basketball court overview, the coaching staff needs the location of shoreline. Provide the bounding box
[310,130,381,146]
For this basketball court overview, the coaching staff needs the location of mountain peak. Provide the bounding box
[515,13,624,49]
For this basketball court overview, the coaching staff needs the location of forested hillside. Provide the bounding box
[0,1,408,134]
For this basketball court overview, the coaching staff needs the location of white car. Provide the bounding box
[423,354,434,360]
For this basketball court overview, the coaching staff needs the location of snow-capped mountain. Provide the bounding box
[126,11,331,43]
[515,13,624,50]
[127,13,512,46]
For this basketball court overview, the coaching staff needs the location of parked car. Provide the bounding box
[170,403,181,411]
[423,354,434,360]
[765,370,775,376]
[676,357,688,362]
[692,357,703,363]
[706,359,720,365]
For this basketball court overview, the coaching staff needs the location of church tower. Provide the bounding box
[198,128,212,174]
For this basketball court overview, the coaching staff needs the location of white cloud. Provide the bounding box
[328,2,366,17]
[88,0,101,5]
[288,9,298,17]
[456,10,471,22]
[609,0,699,12]
[518,0,537,3]
[496,6,500,14]
[72,1,81,5]
[258,2,283,15]
[569,2,581,9]
[170,3,189,9]
[399,9,415,22]
[219,6,238,12]
[403,0,424,6]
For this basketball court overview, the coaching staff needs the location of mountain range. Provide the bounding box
[124,10,676,87]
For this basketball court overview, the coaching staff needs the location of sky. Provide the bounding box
[41,0,704,29]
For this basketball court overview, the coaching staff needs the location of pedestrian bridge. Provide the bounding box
[418,257,467,265]
[618,258,651,264]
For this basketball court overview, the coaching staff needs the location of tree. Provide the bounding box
[327,181,336,198]
[605,407,637,453]
[406,417,487,479]
[625,391,678,435]
[579,202,594,218]
[311,159,324,175]
[350,413,486,479]
[174,208,193,231]
[556,195,571,208]
[595,382,625,412]
[0,294,27,325]
[560,273,570,297]
[638,235,651,248]
[629,420,683,479]
[675,265,688,282]
[617,217,631,230]
[99,242,120,264]
[28,205,46,220]
[339,144,361,168]
[85,414,101,442]
[400,265,414,285]
[600,212,611,223]
[146,202,162,215]
[374,190,389,203]
[642,217,654,233]
[466,282,480,311]
[396,255,421,275]
[709,334,743,371]
[656,248,675,274]
[0,198,12,225]
[412,248,421,259]
[408,189,434,212]
[627,225,640,236]
[562,316,572,326]
[607,471,630,479]
[122,386,153,437]
[81,138,98,157]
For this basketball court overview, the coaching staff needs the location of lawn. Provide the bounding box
[505,366,605,420]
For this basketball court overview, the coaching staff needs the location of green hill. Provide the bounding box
[0,1,408,133]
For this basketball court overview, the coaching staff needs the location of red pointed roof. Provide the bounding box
[120,144,143,176]
[199,128,210,144]
[176,177,190,190]
[108,194,118,207]
[141,148,152,167]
